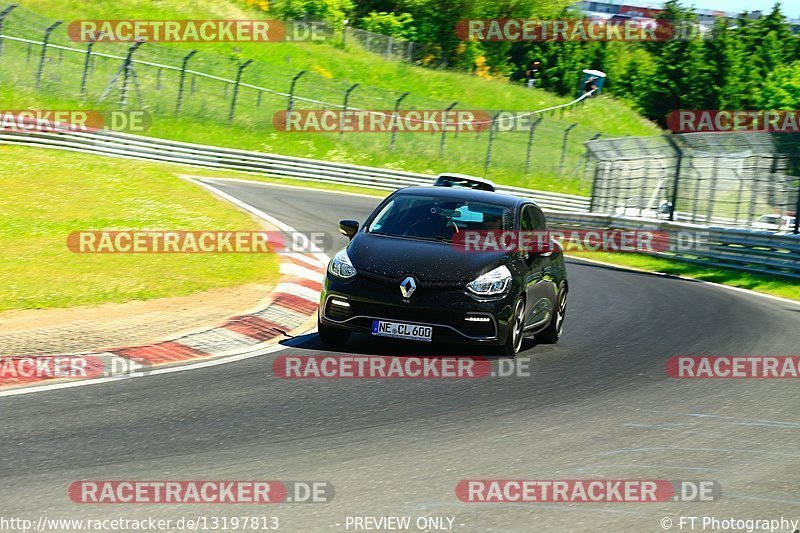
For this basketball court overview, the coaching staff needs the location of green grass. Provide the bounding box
[0,145,280,312]
[568,251,800,301]
[0,0,661,195]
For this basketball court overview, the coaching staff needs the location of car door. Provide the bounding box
[519,204,554,330]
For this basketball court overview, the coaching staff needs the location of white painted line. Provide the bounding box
[184,175,383,200]
[283,252,324,268]
[0,342,291,398]
[567,255,800,307]
[185,177,331,266]
[280,262,325,283]
[274,282,321,302]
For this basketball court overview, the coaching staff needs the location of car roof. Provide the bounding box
[435,173,495,184]
[394,186,527,208]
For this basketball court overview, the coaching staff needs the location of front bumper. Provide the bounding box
[318,269,515,345]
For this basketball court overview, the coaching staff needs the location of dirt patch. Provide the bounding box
[0,282,275,356]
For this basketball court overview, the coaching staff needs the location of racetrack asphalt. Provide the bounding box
[1,179,799,532]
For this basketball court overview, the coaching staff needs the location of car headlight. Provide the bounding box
[466,265,512,296]
[329,248,357,279]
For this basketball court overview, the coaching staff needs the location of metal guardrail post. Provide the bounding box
[0,5,18,58]
[340,83,358,138]
[175,50,197,116]
[36,20,62,89]
[558,123,577,175]
[439,101,457,156]
[664,135,684,222]
[389,92,409,151]
[228,59,253,122]
[524,116,543,174]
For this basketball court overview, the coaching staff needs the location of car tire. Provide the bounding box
[536,284,567,344]
[317,318,350,346]
[500,297,525,357]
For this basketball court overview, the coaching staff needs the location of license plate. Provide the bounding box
[371,320,433,342]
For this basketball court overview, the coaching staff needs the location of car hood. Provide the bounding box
[347,232,508,282]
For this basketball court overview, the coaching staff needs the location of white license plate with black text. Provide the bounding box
[371,320,433,342]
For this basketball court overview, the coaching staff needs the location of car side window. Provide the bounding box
[531,206,547,231]
[520,205,546,231]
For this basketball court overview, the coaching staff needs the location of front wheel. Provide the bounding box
[536,284,567,344]
[500,297,525,357]
[317,318,350,346]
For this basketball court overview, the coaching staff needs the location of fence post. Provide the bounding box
[705,157,719,224]
[439,101,458,156]
[80,34,101,99]
[558,123,578,175]
[340,83,359,138]
[120,41,143,110]
[175,50,197,116]
[386,37,393,60]
[390,91,409,151]
[664,134,684,222]
[794,177,800,234]
[484,111,502,176]
[287,70,306,112]
[0,5,18,58]
[228,59,253,122]
[524,116,543,174]
[285,70,306,130]
[588,161,603,213]
[583,133,602,174]
[36,20,62,89]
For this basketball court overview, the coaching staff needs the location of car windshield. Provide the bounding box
[367,194,513,242]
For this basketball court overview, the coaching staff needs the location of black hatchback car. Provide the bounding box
[317,187,568,355]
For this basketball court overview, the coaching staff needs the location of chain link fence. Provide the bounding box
[0,3,601,192]
[586,132,800,234]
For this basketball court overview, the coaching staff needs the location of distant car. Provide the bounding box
[751,214,797,233]
[433,173,496,192]
[317,186,568,356]
[614,198,671,219]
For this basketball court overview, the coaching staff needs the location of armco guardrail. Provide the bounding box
[0,128,591,213]
[546,212,800,280]
[3,128,797,279]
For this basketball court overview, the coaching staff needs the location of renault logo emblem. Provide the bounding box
[400,276,417,298]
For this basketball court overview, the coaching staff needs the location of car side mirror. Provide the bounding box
[339,220,359,240]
